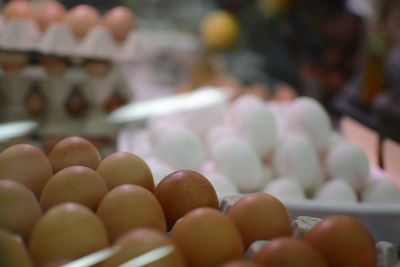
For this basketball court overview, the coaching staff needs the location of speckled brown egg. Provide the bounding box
[153,170,218,229]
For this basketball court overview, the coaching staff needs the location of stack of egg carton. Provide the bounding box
[0,14,200,142]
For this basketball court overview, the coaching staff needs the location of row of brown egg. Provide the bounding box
[0,136,386,267]
[0,1,136,74]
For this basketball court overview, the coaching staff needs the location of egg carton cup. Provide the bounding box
[38,22,78,57]
[0,17,40,52]
[75,25,118,61]
[221,194,400,254]
[243,216,397,267]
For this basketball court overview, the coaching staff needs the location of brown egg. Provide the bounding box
[97,152,154,191]
[220,260,262,267]
[47,136,101,173]
[97,184,166,241]
[252,237,328,267]
[0,180,42,241]
[35,0,66,31]
[40,55,69,75]
[40,166,108,211]
[101,228,186,267]
[226,193,291,248]
[29,202,108,267]
[84,59,111,77]
[65,4,99,38]
[0,51,29,73]
[103,6,135,42]
[3,0,33,20]
[0,144,52,198]
[154,170,218,229]
[0,228,33,267]
[170,207,244,267]
[304,215,377,267]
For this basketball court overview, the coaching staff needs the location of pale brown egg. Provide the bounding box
[103,6,135,42]
[29,202,108,267]
[0,228,33,267]
[3,0,33,20]
[170,207,244,267]
[40,55,69,75]
[0,144,53,198]
[0,51,29,73]
[40,166,108,211]
[83,59,111,77]
[0,179,42,241]
[35,0,66,31]
[101,228,186,267]
[226,193,292,248]
[47,136,101,173]
[65,4,99,38]
[304,215,377,267]
[252,237,328,267]
[154,170,218,229]
[97,151,154,191]
[97,184,166,241]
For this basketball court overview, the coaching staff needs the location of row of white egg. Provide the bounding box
[118,93,400,205]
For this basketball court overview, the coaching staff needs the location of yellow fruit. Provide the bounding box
[0,180,42,241]
[200,10,240,51]
[29,203,108,267]
[0,228,33,267]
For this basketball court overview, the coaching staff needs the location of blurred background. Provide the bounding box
[0,0,399,148]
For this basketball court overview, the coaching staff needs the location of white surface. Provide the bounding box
[315,179,357,203]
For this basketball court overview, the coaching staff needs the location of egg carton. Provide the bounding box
[222,194,400,262]
[0,16,200,62]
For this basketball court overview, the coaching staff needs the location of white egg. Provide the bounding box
[211,136,265,193]
[181,101,226,138]
[144,157,175,185]
[147,113,185,144]
[362,178,400,204]
[264,177,305,200]
[272,133,319,190]
[202,170,238,195]
[206,124,239,149]
[129,129,153,158]
[224,94,264,125]
[289,97,331,152]
[315,179,357,203]
[153,125,205,171]
[325,142,369,192]
[233,104,278,157]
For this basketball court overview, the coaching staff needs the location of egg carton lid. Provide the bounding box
[0,18,40,52]
[38,22,78,57]
[76,25,117,61]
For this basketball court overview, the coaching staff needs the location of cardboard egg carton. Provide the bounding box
[0,16,200,62]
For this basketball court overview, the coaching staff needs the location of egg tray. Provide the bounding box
[0,67,131,150]
[0,16,200,62]
[222,194,400,265]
